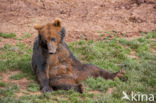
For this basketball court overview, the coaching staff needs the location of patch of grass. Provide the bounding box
[9,73,24,80]
[23,33,32,39]
[0,38,2,42]
[0,75,2,80]
[100,33,105,37]
[0,82,6,87]
[0,42,34,80]
[84,77,121,92]
[0,32,16,38]
[145,31,156,39]
[15,38,22,40]
[119,38,150,55]
[0,31,156,103]
[0,84,19,97]
[98,31,117,38]
[27,82,40,92]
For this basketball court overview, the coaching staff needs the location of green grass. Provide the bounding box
[97,30,118,38]
[100,33,105,37]
[0,84,19,97]
[84,77,121,92]
[0,41,34,79]
[27,82,40,92]
[24,33,32,38]
[9,73,25,80]
[15,33,32,40]
[0,31,156,103]
[0,32,16,38]
[21,33,32,39]
[0,82,6,87]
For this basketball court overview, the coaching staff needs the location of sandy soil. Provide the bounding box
[0,70,42,97]
[0,0,156,47]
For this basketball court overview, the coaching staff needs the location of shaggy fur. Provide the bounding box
[31,19,125,93]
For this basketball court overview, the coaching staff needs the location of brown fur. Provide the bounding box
[32,18,125,93]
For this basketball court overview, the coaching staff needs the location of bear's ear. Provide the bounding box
[53,18,62,27]
[60,27,66,39]
[34,25,44,31]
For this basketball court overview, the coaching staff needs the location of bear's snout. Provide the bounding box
[48,43,56,54]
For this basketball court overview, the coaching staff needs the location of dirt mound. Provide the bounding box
[0,0,156,45]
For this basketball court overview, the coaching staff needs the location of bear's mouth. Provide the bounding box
[48,47,56,54]
[49,52,55,54]
[48,50,56,54]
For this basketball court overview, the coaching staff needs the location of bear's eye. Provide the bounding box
[51,37,56,41]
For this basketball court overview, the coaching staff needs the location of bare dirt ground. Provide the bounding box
[0,71,42,97]
[0,0,156,47]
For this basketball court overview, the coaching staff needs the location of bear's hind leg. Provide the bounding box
[98,68,126,80]
[78,64,125,81]
[50,77,84,93]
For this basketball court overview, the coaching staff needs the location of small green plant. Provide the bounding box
[151,31,156,38]
[97,30,103,33]
[27,82,40,92]
[0,82,6,87]
[0,32,16,38]
[9,73,24,80]
[99,31,117,37]
[23,33,32,38]
[100,33,105,37]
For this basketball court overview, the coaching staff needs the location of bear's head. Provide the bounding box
[34,18,66,54]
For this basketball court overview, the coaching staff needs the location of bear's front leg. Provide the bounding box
[36,64,53,93]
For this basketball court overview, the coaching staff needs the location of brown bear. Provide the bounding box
[31,18,125,93]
